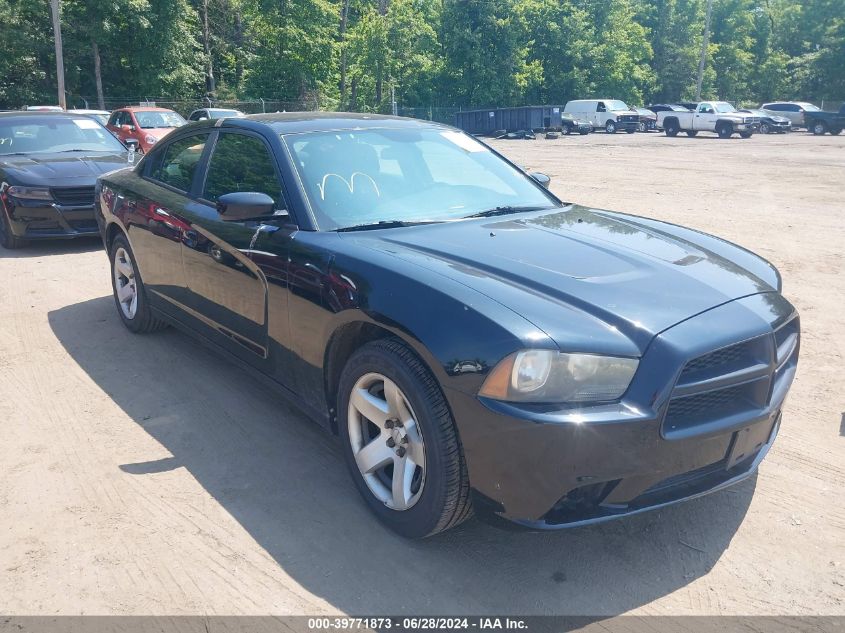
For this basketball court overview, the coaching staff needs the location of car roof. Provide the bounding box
[118,106,178,112]
[0,111,79,120]
[69,109,110,115]
[229,112,449,134]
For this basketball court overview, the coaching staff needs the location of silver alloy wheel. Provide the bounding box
[347,372,426,511]
[113,246,138,319]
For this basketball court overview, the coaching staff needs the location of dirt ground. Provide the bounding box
[0,131,843,616]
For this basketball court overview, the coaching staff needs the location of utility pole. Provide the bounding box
[201,0,215,98]
[695,0,713,101]
[49,0,67,109]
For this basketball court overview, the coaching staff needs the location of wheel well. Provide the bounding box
[324,321,398,433]
[664,116,678,127]
[716,119,733,129]
[105,222,126,252]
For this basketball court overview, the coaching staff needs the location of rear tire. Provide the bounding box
[811,121,828,135]
[338,338,472,538]
[109,234,167,334]
[830,127,842,136]
[0,208,26,249]
[717,123,733,139]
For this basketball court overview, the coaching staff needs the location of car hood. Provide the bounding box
[347,205,777,352]
[0,152,130,187]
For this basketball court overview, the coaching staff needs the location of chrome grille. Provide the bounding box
[51,186,95,206]
[662,318,799,438]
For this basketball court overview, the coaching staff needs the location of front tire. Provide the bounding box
[685,130,698,137]
[338,338,472,538]
[109,234,167,334]
[830,127,842,136]
[605,120,617,134]
[739,131,753,138]
[717,123,733,139]
[760,122,771,134]
[664,120,680,137]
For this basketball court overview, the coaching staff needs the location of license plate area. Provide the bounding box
[726,414,777,469]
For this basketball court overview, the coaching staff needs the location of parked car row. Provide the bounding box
[17,104,247,152]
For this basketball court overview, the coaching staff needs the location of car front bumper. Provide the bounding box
[447,293,798,529]
[3,198,99,240]
[616,120,640,131]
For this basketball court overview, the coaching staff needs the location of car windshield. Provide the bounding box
[134,110,186,129]
[0,116,126,155]
[802,103,820,111]
[283,127,558,230]
[606,100,630,111]
[713,102,737,113]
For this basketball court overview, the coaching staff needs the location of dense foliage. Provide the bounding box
[0,0,842,111]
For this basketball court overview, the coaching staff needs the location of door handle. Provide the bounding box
[154,207,170,217]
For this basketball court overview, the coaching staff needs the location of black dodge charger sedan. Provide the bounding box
[95,113,799,537]
[0,112,133,249]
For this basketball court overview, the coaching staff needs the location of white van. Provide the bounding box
[563,99,640,133]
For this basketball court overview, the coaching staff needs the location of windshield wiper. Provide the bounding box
[336,220,441,232]
[463,205,552,219]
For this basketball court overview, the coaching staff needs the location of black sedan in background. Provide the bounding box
[561,113,592,135]
[739,109,792,134]
[0,112,133,249]
[96,113,798,537]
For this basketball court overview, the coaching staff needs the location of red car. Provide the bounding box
[106,106,186,153]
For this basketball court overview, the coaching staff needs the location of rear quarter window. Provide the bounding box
[149,133,210,192]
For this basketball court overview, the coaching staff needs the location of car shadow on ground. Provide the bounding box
[0,237,103,259]
[48,296,756,616]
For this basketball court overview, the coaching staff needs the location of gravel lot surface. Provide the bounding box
[0,131,842,615]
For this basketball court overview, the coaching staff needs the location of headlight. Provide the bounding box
[479,350,639,404]
[6,186,53,201]
[145,134,158,144]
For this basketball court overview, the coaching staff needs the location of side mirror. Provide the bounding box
[217,192,276,221]
[530,172,551,189]
[124,138,139,150]
[121,124,135,132]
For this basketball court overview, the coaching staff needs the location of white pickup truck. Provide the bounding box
[657,101,760,139]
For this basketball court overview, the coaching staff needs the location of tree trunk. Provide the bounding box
[350,76,359,112]
[49,0,66,109]
[234,9,244,88]
[92,40,105,109]
[201,0,215,97]
[375,0,389,107]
